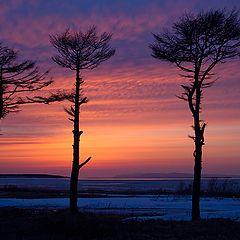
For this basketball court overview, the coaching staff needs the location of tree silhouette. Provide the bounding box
[150,9,240,220]
[0,42,52,119]
[50,26,115,213]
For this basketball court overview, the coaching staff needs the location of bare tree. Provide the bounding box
[50,26,115,213]
[150,9,240,220]
[0,42,52,119]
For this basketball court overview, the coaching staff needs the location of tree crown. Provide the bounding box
[50,26,116,70]
[150,9,240,126]
[150,9,240,78]
[0,43,51,119]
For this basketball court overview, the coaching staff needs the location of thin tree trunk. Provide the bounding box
[70,67,81,214]
[192,85,203,220]
[192,132,203,220]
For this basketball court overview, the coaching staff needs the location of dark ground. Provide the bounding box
[0,208,240,240]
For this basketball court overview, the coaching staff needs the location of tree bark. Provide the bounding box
[192,130,203,220]
[191,85,203,220]
[70,67,81,214]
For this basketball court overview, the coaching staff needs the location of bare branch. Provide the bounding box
[0,43,54,119]
[78,157,92,170]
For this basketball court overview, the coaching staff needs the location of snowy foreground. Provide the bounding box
[1,196,240,221]
[1,177,240,221]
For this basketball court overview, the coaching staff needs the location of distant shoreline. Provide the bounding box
[0,174,69,178]
[114,173,240,179]
[112,176,233,179]
[0,173,239,179]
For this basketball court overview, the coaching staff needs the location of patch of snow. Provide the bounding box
[1,195,240,221]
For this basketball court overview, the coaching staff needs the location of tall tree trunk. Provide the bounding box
[70,67,81,214]
[192,127,203,220]
[192,85,204,220]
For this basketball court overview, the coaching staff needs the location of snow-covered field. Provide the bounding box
[1,178,240,221]
[0,195,240,221]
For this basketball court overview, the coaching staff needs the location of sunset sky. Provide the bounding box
[0,0,240,177]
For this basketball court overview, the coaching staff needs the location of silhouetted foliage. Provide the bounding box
[50,26,115,213]
[0,42,52,119]
[150,9,240,220]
